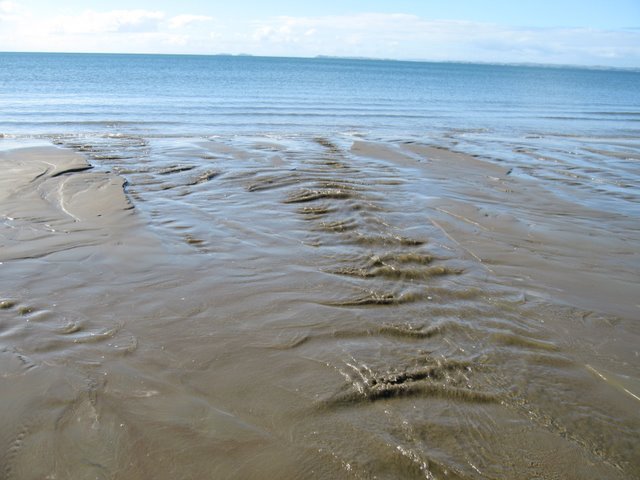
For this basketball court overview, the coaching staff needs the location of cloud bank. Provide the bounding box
[0,6,638,67]
[245,14,640,67]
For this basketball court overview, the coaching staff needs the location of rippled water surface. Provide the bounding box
[0,53,639,479]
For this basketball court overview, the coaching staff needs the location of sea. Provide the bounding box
[1,52,639,479]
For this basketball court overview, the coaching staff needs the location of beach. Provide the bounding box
[1,53,639,479]
[1,134,639,479]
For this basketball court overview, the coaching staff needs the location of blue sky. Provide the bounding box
[1,1,639,66]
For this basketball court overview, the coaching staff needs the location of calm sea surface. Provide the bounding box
[1,53,639,479]
[2,52,640,137]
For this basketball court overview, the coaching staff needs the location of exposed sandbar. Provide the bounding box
[0,146,136,262]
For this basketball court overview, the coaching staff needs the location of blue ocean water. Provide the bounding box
[1,52,639,138]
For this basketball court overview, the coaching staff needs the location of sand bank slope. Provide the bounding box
[0,146,135,261]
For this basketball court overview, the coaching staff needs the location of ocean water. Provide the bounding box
[1,53,639,479]
[1,52,639,136]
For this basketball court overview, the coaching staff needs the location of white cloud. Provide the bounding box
[0,7,217,54]
[0,0,22,22]
[0,1,18,14]
[243,14,640,67]
[49,9,165,35]
[169,14,212,30]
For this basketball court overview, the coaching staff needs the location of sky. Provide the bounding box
[1,1,639,67]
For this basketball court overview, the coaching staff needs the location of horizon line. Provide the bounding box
[2,50,639,72]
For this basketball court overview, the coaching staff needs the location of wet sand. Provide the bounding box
[1,139,638,479]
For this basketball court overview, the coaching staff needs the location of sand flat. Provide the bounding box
[0,137,638,479]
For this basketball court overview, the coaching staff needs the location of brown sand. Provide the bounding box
[0,146,136,262]
[0,140,638,479]
[399,143,640,321]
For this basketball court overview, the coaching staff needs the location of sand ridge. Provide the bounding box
[0,146,136,262]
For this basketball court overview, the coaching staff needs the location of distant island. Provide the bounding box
[315,55,397,61]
